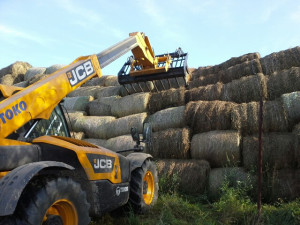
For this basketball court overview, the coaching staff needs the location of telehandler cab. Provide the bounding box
[0,32,188,225]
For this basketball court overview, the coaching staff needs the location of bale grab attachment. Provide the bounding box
[117,33,189,94]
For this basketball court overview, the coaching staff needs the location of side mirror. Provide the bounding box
[131,127,140,144]
[128,123,152,153]
[142,122,152,144]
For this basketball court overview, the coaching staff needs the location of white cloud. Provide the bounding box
[0,24,46,45]
[54,0,124,39]
[135,0,186,41]
[55,0,102,23]
[136,0,168,25]
[290,5,300,23]
[260,3,280,22]
[173,0,216,14]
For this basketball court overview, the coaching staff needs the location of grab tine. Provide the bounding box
[167,78,171,89]
[159,80,166,90]
[145,82,151,92]
[175,77,180,88]
[123,85,130,95]
[138,82,144,92]
[153,81,159,92]
[131,83,138,93]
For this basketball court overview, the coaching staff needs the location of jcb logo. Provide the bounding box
[94,159,113,169]
[87,154,115,173]
[66,60,94,86]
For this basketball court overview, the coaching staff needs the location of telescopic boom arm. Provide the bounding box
[0,32,158,140]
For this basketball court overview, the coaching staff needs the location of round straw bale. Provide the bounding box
[106,135,146,154]
[281,91,300,126]
[83,138,108,148]
[70,132,85,140]
[88,96,118,116]
[267,67,300,100]
[185,100,235,134]
[232,100,289,135]
[148,88,185,114]
[264,169,300,201]
[208,167,253,199]
[191,52,260,80]
[156,159,210,194]
[242,133,297,171]
[260,46,300,75]
[191,66,215,80]
[149,128,191,159]
[221,73,267,103]
[67,86,102,98]
[219,59,263,84]
[95,86,121,99]
[82,75,115,87]
[82,77,104,87]
[146,106,185,132]
[63,96,93,111]
[261,100,289,132]
[0,61,31,78]
[104,75,119,87]
[120,82,154,96]
[0,74,14,85]
[65,111,86,128]
[111,93,150,118]
[105,113,147,139]
[191,130,241,168]
[217,52,261,74]
[24,67,46,81]
[185,82,223,103]
[73,116,115,139]
[45,64,66,74]
[14,80,29,88]
[188,74,220,88]
[28,73,47,85]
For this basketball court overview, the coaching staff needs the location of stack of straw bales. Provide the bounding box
[2,46,300,200]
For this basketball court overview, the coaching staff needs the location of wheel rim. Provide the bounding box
[43,199,78,225]
[143,170,155,205]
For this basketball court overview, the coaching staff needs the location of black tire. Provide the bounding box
[129,159,158,213]
[0,177,90,225]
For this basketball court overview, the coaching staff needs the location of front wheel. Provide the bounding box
[1,177,90,225]
[129,159,158,213]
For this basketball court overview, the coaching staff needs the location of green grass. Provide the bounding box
[91,176,300,225]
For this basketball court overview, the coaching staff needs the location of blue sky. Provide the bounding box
[0,0,299,75]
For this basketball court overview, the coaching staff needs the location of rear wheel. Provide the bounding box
[1,177,90,225]
[129,159,158,213]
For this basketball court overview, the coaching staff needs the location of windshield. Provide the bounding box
[8,105,70,141]
[25,105,70,139]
